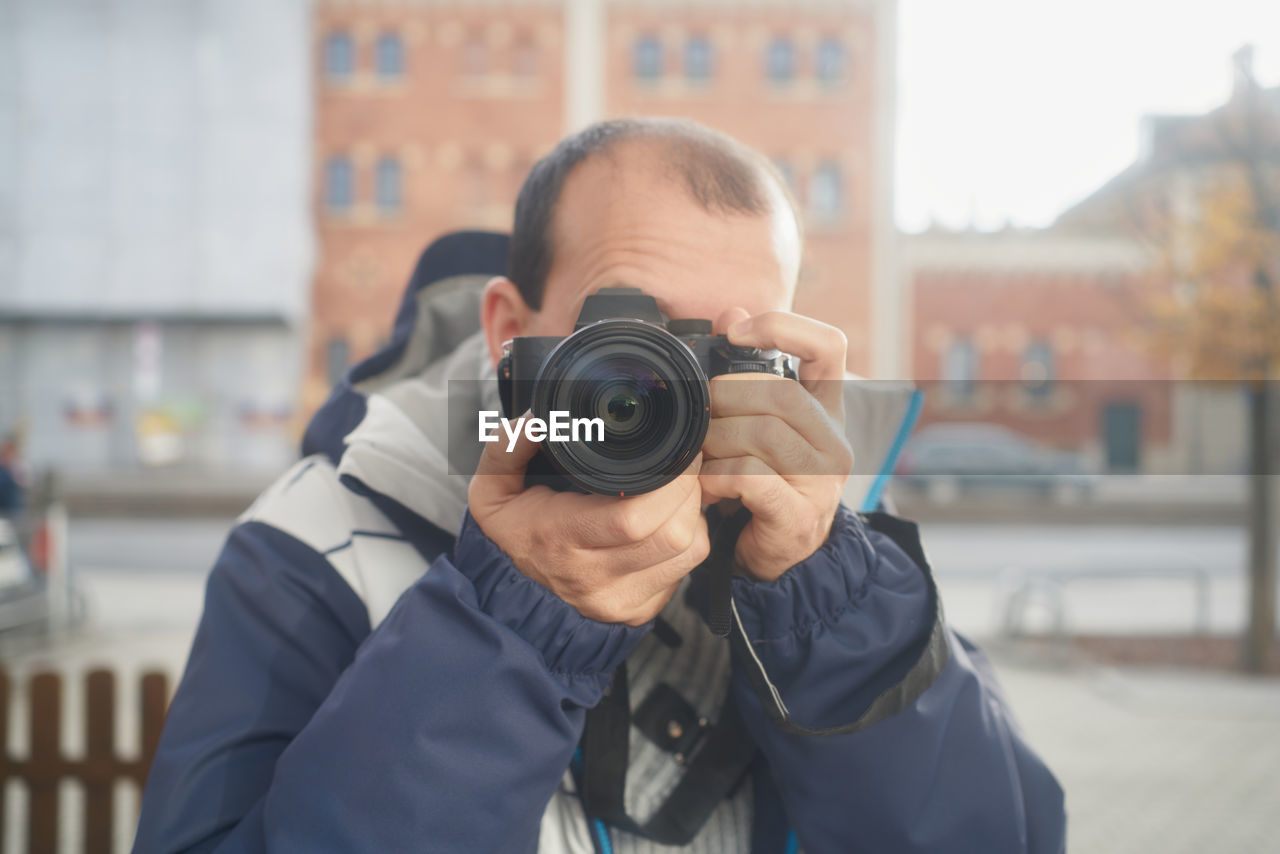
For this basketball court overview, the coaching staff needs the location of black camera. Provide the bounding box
[497,287,796,495]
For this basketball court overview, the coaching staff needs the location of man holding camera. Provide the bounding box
[135,119,1065,853]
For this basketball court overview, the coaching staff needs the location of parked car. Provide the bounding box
[894,422,1096,503]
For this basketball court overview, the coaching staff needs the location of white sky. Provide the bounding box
[896,0,1280,231]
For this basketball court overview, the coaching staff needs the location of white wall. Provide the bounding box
[0,0,313,318]
[0,0,314,473]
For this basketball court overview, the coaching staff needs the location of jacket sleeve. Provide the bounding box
[728,506,1066,854]
[134,513,647,854]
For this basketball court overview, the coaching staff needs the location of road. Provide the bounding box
[68,516,235,576]
[61,515,1253,639]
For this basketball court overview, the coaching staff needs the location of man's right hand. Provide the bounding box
[468,416,710,626]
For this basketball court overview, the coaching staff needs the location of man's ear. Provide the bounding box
[481,276,533,368]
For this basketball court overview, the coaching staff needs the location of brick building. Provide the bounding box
[306,0,899,415]
[901,229,1174,473]
[901,52,1277,474]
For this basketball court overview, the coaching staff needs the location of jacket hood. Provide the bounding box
[302,231,922,536]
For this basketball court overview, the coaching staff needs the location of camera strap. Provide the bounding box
[704,505,753,637]
[579,664,757,847]
[577,504,757,847]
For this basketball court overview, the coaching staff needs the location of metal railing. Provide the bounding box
[998,562,1213,641]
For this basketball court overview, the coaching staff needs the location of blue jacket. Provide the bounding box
[134,232,1065,854]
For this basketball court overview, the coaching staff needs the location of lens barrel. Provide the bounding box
[531,320,710,496]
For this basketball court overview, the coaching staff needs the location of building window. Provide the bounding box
[509,154,535,199]
[326,336,350,387]
[463,33,488,76]
[634,35,663,81]
[810,161,843,218]
[1022,339,1054,401]
[375,32,404,79]
[324,31,355,80]
[375,157,402,213]
[464,161,489,211]
[942,337,979,402]
[816,38,846,84]
[325,156,354,212]
[685,35,713,82]
[513,38,540,78]
[766,37,795,83]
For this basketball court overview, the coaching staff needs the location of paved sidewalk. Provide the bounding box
[2,568,1277,853]
[995,654,1280,854]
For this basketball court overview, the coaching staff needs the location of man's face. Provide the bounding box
[525,143,800,337]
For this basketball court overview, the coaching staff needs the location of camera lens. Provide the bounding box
[532,320,710,496]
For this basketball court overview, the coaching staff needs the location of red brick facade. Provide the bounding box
[307,1,893,414]
[602,7,881,371]
[308,3,568,413]
[908,252,1173,463]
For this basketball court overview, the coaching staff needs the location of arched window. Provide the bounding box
[1021,339,1054,401]
[324,31,354,80]
[685,35,713,81]
[942,337,979,402]
[766,37,795,83]
[810,161,843,218]
[462,33,488,76]
[325,156,354,211]
[513,37,540,78]
[816,38,846,84]
[465,160,489,210]
[375,157,402,213]
[634,35,663,80]
[375,32,404,78]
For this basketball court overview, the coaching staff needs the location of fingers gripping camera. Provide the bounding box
[497,287,797,496]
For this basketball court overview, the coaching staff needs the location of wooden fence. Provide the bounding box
[0,669,169,854]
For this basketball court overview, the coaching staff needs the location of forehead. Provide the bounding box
[540,145,797,323]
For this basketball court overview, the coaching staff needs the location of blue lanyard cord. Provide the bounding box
[572,748,614,854]
[860,388,925,513]
[592,818,615,854]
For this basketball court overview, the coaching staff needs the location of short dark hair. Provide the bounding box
[507,117,797,309]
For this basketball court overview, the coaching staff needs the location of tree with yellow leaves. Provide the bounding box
[1142,55,1280,673]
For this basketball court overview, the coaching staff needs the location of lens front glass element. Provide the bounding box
[533,321,710,495]
[580,359,672,453]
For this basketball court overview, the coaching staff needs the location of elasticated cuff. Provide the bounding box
[453,510,650,689]
[729,504,875,643]
[726,506,949,734]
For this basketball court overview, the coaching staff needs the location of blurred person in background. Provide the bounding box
[134,119,1065,853]
[0,433,24,519]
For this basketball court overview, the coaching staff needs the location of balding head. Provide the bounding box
[507,118,801,310]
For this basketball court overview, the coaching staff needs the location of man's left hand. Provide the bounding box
[699,308,854,582]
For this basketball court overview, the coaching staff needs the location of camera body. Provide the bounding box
[497,287,796,495]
